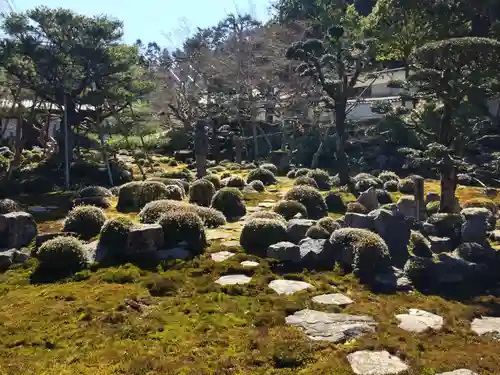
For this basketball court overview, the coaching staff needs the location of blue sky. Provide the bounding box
[10,0,273,48]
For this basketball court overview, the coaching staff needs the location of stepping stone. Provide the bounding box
[210,251,235,262]
[471,316,500,338]
[286,309,376,343]
[395,309,444,333]
[240,260,259,268]
[247,206,264,213]
[436,371,479,375]
[221,240,240,250]
[206,231,233,241]
[347,350,409,375]
[28,205,58,213]
[312,293,353,306]
[268,279,313,295]
[215,275,252,286]
[157,247,191,260]
[258,202,275,208]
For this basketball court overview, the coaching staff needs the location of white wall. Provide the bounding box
[0,117,61,140]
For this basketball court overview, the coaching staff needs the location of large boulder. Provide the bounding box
[0,212,37,249]
[357,187,379,212]
[0,249,30,272]
[286,219,315,244]
[344,213,374,230]
[425,213,463,249]
[267,241,301,263]
[126,224,165,254]
[460,208,491,244]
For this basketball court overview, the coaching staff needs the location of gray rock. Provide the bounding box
[268,279,313,295]
[0,212,37,249]
[312,293,353,306]
[267,241,301,263]
[436,370,479,375]
[347,350,409,375]
[210,251,235,262]
[425,192,440,204]
[240,260,259,268]
[374,271,413,292]
[454,242,496,265]
[489,230,500,242]
[461,207,491,243]
[298,238,330,265]
[344,212,374,230]
[285,309,376,343]
[426,213,463,248]
[28,205,58,213]
[397,196,417,218]
[435,253,487,285]
[358,187,379,211]
[471,316,500,338]
[395,308,443,333]
[428,236,453,253]
[215,274,252,285]
[126,224,164,254]
[0,248,30,271]
[221,240,241,250]
[157,247,191,260]
[287,219,316,243]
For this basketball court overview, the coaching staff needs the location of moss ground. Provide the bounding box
[2,167,500,374]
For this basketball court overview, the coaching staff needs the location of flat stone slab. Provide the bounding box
[436,371,479,375]
[240,260,259,268]
[347,350,409,375]
[395,309,444,333]
[206,231,234,241]
[286,309,376,343]
[220,240,240,250]
[268,279,313,295]
[210,251,235,262]
[258,202,275,208]
[216,274,252,286]
[471,316,500,338]
[28,206,58,213]
[157,247,191,260]
[312,293,353,306]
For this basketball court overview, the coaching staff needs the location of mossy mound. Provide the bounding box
[36,236,88,274]
[0,198,21,214]
[202,174,221,189]
[158,211,206,254]
[211,188,246,219]
[99,217,135,261]
[240,218,288,255]
[293,176,319,189]
[226,176,246,188]
[189,179,216,207]
[306,169,330,190]
[63,205,106,240]
[247,168,277,186]
[324,192,346,213]
[462,197,497,215]
[284,186,327,220]
[273,200,308,220]
[346,202,369,214]
[117,181,183,211]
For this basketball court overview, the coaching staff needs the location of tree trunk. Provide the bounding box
[335,101,349,185]
[7,115,23,180]
[211,118,220,162]
[97,115,114,186]
[252,122,259,160]
[311,126,329,169]
[439,154,458,213]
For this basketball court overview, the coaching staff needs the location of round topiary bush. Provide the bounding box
[307,169,330,190]
[78,186,113,198]
[148,177,188,195]
[305,225,330,239]
[284,186,327,220]
[161,169,195,182]
[352,173,376,183]
[317,217,341,234]
[0,198,20,214]
[247,168,277,186]
[325,192,346,213]
[117,181,183,212]
[99,216,135,260]
[346,202,369,214]
[295,168,310,177]
[249,180,265,192]
[211,187,246,219]
[293,176,319,189]
[273,200,308,220]
[226,175,246,188]
[158,210,206,254]
[375,189,393,205]
[355,178,382,192]
[398,178,415,194]
[330,228,391,283]
[202,174,221,189]
[462,198,497,215]
[259,163,278,175]
[286,170,297,179]
[378,171,399,183]
[63,205,106,240]
[384,180,398,192]
[189,179,216,207]
[240,218,288,255]
[247,211,286,223]
[36,236,88,273]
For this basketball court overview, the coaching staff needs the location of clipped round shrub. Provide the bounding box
[78,186,112,198]
[211,187,246,218]
[73,196,110,209]
[403,256,436,289]
[325,192,346,213]
[247,211,286,223]
[202,174,221,189]
[408,231,433,258]
[249,180,265,192]
[273,200,308,220]
[247,168,277,186]
[163,184,184,200]
[294,176,319,189]
[63,205,106,240]
[286,170,297,179]
[346,202,369,214]
[189,179,216,207]
[317,217,341,234]
[0,198,20,214]
[99,217,135,260]
[158,210,206,254]
[384,180,398,192]
[307,169,330,190]
[36,236,87,273]
[284,185,327,219]
[240,218,288,255]
[295,168,310,177]
[259,163,278,175]
[426,201,440,215]
[462,198,497,215]
[117,181,182,211]
[375,189,393,205]
[398,178,415,194]
[167,160,178,167]
[352,173,376,183]
[226,175,246,188]
[378,171,399,183]
[306,225,329,239]
[20,176,56,194]
[355,178,382,192]
[148,177,188,195]
[161,169,195,182]
[330,228,391,283]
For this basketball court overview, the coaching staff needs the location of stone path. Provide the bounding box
[285,309,376,343]
[240,260,259,268]
[268,279,313,295]
[471,316,500,338]
[215,275,252,285]
[312,293,353,306]
[436,370,479,375]
[221,240,240,250]
[395,308,444,333]
[210,251,235,262]
[347,350,408,375]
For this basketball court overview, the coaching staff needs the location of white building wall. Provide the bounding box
[0,117,61,140]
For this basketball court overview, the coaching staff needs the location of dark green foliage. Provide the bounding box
[167,160,178,167]
[375,189,393,205]
[307,169,330,190]
[158,211,206,254]
[317,217,341,234]
[0,199,20,214]
[77,186,113,198]
[426,201,440,215]
[294,168,310,177]
[286,170,297,178]
[249,180,265,192]
[161,169,195,182]
[324,192,346,213]
[240,218,288,255]
[305,225,329,239]
[211,188,246,219]
[20,176,56,194]
[273,200,308,220]
[247,211,286,223]
[403,256,436,289]
[259,163,278,175]
[63,205,106,240]
[226,175,246,188]
[189,179,216,207]
[378,171,399,183]
[398,178,415,194]
[293,176,319,189]
[117,181,182,211]
[202,174,221,189]
[247,168,277,186]
[36,236,87,274]
[355,178,382,192]
[346,202,369,214]
[284,185,327,219]
[148,177,187,194]
[384,180,399,192]
[99,217,135,260]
